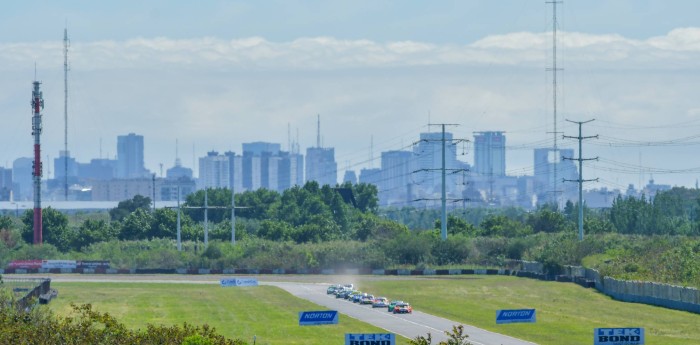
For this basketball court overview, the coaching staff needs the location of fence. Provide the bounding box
[2,278,52,310]
[513,260,700,314]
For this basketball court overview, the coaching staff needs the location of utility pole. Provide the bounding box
[563,119,598,241]
[412,123,468,240]
[176,185,181,251]
[152,173,156,212]
[231,174,237,244]
[204,187,208,246]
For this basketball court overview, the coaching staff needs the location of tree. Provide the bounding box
[354,183,379,213]
[435,215,479,237]
[526,208,573,233]
[184,188,234,223]
[479,215,532,237]
[110,195,152,221]
[235,189,280,220]
[149,208,180,239]
[118,208,154,241]
[72,219,118,251]
[257,220,293,241]
[0,215,13,231]
[21,207,73,252]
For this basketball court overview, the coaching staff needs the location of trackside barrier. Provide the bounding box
[509,260,700,315]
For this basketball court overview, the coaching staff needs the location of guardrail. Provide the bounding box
[509,260,700,315]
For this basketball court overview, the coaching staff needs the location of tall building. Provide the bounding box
[116,133,148,179]
[239,143,303,193]
[12,158,33,201]
[91,178,158,202]
[473,131,506,177]
[306,147,337,187]
[53,150,79,181]
[224,151,243,193]
[78,158,116,180]
[166,158,193,180]
[412,132,459,195]
[380,150,413,205]
[359,168,381,186]
[343,170,357,184]
[198,151,230,189]
[0,167,12,201]
[533,148,578,204]
[242,142,280,191]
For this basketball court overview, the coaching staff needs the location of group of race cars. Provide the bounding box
[326,284,413,314]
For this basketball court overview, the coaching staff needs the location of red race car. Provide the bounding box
[393,302,413,314]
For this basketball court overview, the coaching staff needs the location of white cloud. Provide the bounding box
[2,29,700,188]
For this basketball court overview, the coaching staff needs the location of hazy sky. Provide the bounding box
[2,0,700,192]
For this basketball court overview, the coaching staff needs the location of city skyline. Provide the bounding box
[2,1,700,191]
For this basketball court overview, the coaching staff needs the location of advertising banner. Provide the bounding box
[594,328,644,345]
[8,260,43,269]
[345,333,395,345]
[77,260,111,269]
[299,311,339,326]
[496,309,536,324]
[220,277,259,287]
[41,260,77,269]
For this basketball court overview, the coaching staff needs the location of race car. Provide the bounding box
[393,302,413,314]
[387,300,404,312]
[360,294,375,305]
[372,297,389,308]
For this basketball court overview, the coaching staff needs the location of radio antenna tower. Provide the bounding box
[316,114,321,148]
[32,79,45,244]
[63,27,70,200]
[546,0,563,206]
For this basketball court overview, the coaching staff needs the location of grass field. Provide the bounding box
[356,275,700,345]
[49,282,412,345]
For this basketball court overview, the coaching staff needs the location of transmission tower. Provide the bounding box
[563,119,598,241]
[412,123,468,240]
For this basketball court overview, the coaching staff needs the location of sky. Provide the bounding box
[2,0,700,192]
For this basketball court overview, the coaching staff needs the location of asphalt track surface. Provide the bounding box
[15,274,536,345]
[269,282,536,345]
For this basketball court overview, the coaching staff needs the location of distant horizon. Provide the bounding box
[2,1,700,191]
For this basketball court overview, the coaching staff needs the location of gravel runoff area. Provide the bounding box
[7,274,537,345]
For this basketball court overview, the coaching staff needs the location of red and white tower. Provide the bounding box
[31,80,44,244]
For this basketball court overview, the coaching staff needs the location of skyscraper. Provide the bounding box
[116,133,147,179]
[12,158,32,201]
[0,166,12,201]
[198,151,230,189]
[380,150,413,204]
[412,132,459,195]
[534,148,578,204]
[242,142,280,191]
[306,147,337,187]
[473,131,506,177]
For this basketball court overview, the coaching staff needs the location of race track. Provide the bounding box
[268,281,536,345]
[13,274,536,345]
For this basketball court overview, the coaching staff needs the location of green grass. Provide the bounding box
[49,282,411,345]
[357,275,700,345]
